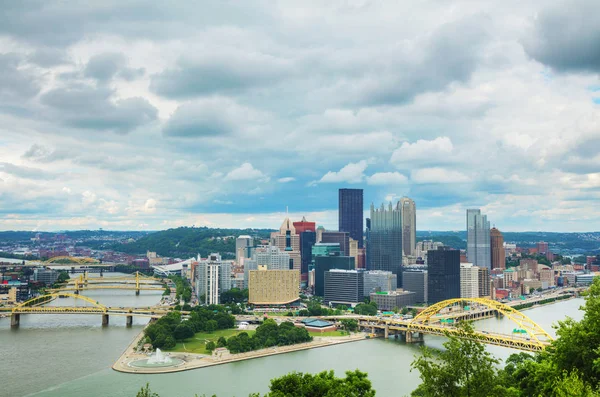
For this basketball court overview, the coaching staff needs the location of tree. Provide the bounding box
[173,323,195,341]
[217,336,227,348]
[401,307,409,315]
[136,383,159,397]
[57,271,70,283]
[266,370,375,397]
[205,341,216,353]
[205,320,218,333]
[411,322,513,397]
[340,319,358,332]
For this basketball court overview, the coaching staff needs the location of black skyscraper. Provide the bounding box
[339,188,364,248]
[300,230,316,278]
[427,246,460,304]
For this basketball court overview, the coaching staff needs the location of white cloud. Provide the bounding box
[319,160,368,184]
[278,177,295,183]
[411,168,471,184]
[224,163,268,182]
[390,137,454,167]
[366,172,408,185]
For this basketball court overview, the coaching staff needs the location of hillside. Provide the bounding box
[112,227,274,259]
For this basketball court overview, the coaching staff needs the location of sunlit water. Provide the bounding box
[0,277,585,397]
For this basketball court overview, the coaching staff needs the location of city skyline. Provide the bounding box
[1,2,600,232]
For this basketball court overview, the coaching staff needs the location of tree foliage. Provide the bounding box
[225,319,312,354]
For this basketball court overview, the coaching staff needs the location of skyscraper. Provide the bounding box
[427,246,460,304]
[367,202,403,286]
[400,197,416,256]
[490,227,505,269]
[339,188,364,248]
[321,231,350,256]
[235,235,253,264]
[196,253,232,305]
[460,263,479,298]
[466,209,491,270]
[271,218,301,271]
[294,216,317,284]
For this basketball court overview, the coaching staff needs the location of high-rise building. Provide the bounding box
[339,188,364,248]
[299,230,316,283]
[321,231,350,256]
[196,253,232,305]
[415,240,444,262]
[460,263,479,298]
[367,202,403,286]
[490,227,505,269]
[370,290,416,311]
[314,255,355,296]
[236,235,253,264]
[363,270,397,297]
[33,269,59,285]
[324,269,364,305]
[400,197,416,256]
[293,217,316,234]
[255,246,290,270]
[402,270,428,303]
[248,268,300,305]
[271,218,301,272]
[467,209,491,270]
[478,267,490,297]
[427,246,460,304]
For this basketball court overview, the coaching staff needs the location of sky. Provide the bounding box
[0,0,599,232]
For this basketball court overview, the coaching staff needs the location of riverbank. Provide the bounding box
[112,331,366,374]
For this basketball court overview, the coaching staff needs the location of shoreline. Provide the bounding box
[112,331,366,374]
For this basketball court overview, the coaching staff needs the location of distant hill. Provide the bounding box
[112,227,274,259]
[416,231,600,254]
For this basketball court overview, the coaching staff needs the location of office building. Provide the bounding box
[402,270,428,303]
[478,266,491,297]
[299,230,316,283]
[243,258,258,288]
[196,253,232,305]
[460,263,479,299]
[255,246,291,270]
[235,235,253,264]
[33,268,59,285]
[324,269,364,305]
[490,227,505,269]
[271,218,301,272]
[367,202,403,286]
[415,240,444,262]
[428,246,460,304]
[363,270,397,297]
[248,268,300,305]
[349,238,358,263]
[321,231,350,256]
[339,188,364,248]
[314,255,354,296]
[400,197,416,256]
[467,209,491,270]
[293,217,316,234]
[370,290,416,311]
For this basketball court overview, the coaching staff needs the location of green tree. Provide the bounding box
[205,341,216,353]
[217,336,227,348]
[411,322,512,397]
[340,319,358,332]
[266,370,375,397]
[136,383,159,397]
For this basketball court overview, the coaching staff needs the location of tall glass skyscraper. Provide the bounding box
[427,246,460,304]
[367,202,403,286]
[339,188,364,248]
[467,209,491,269]
[400,197,416,256]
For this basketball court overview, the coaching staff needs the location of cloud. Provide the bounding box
[163,97,264,138]
[40,84,157,133]
[278,177,295,183]
[390,137,454,167]
[0,162,55,180]
[224,163,268,182]
[366,172,408,185]
[0,53,42,103]
[523,0,600,73]
[411,168,470,184]
[319,160,368,184]
[84,52,145,82]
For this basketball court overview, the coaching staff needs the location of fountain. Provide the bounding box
[147,348,172,364]
[129,348,184,368]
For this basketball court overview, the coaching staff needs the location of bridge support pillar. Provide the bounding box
[74,289,79,295]
[135,290,140,296]
[10,313,20,328]
[126,315,133,327]
[102,314,109,326]
[384,325,389,339]
[406,332,412,343]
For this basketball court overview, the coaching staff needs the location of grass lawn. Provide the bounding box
[168,329,256,354]
[309,330,348,337]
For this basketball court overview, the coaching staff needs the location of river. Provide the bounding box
[0,278,585,397]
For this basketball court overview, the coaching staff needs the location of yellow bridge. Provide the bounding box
[50,272,166,295]
[4,293,177,327]
[328,298,554,352]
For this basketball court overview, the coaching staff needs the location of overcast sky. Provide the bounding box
[0,0,599,232]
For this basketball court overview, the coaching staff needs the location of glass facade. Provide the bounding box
[427,246,460,304]
[339,188,364,248]
[467,209,491,269]
[314,255,354,296]
[367,202,403,286]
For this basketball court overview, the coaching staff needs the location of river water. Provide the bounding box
[0,278,585,397]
